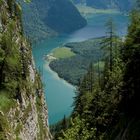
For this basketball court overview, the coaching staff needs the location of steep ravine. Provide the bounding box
[0,0,51,139]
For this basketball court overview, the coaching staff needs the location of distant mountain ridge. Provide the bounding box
[73,0,135,12]
[20,0,87,42]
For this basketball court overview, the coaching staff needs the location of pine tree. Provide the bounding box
[101,18,116,71]
[62,115,67,130]
[86,62,95,93]
[72,79,84,116]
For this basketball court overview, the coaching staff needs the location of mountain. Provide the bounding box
[43,0,87,33]
[73,0,135,12]
[0,0,51,139]
[53,4,140,140]
[20,0,57,42]
[20,0,87,42]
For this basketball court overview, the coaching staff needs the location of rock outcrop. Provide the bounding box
[0,0,51,139]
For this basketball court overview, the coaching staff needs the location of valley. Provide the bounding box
[32,12,129,124]
[1,0,140,139]
[49,38,104,85]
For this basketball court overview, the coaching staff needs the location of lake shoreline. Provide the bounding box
[44,60,76,89]
[45,53,78,86]
[32,12,129,124]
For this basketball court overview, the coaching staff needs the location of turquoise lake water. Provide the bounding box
[32,13,129,125]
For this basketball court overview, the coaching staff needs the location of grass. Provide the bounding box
[76,5,120,18]
[52,47,75,59]
[0,115,10,138]
[0,91,15,113]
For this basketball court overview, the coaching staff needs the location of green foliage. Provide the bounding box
[0,91,15,113]
[50,116,71,139]
[0,20,23,94]
[58,117,96,140]
[0,48,5,65]
[52,47,75,59]
[7,0,14,12]
[1,8,8,25]
[56,4,140,139]
[0,0,3,7]
[36,96,49,140]
[120,5,140,116]
[0,114,10,139]
[24,0,31,3]
[0,0,50,138]
[57,48,124,139]
[15,123,23,138]
[101,18,118,71]
[49,38,104,85]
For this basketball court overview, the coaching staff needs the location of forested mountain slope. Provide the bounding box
[53,4,140,140]
[20,0,57,42]
[0,0,51,139]
[20,0,87,42]
[49,38,104,85]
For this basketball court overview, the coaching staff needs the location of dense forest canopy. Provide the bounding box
[51,1,140,139]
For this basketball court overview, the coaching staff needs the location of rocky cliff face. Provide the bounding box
[0,0,51,139]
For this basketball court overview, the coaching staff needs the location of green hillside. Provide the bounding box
[20,0,87,42]
[52,47,75,59]
[49,38,104,85]
[52,4,140,140]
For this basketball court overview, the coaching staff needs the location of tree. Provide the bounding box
[72,79,84,116]
[62,115,67,130]
[101,18,116,71]
[86,62,95,93]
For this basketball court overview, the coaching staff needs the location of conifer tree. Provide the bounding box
[101,18,116,71]
[86,62,95,93]
[62,115,67,130]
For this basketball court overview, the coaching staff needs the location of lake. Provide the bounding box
[32,13,129,124]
